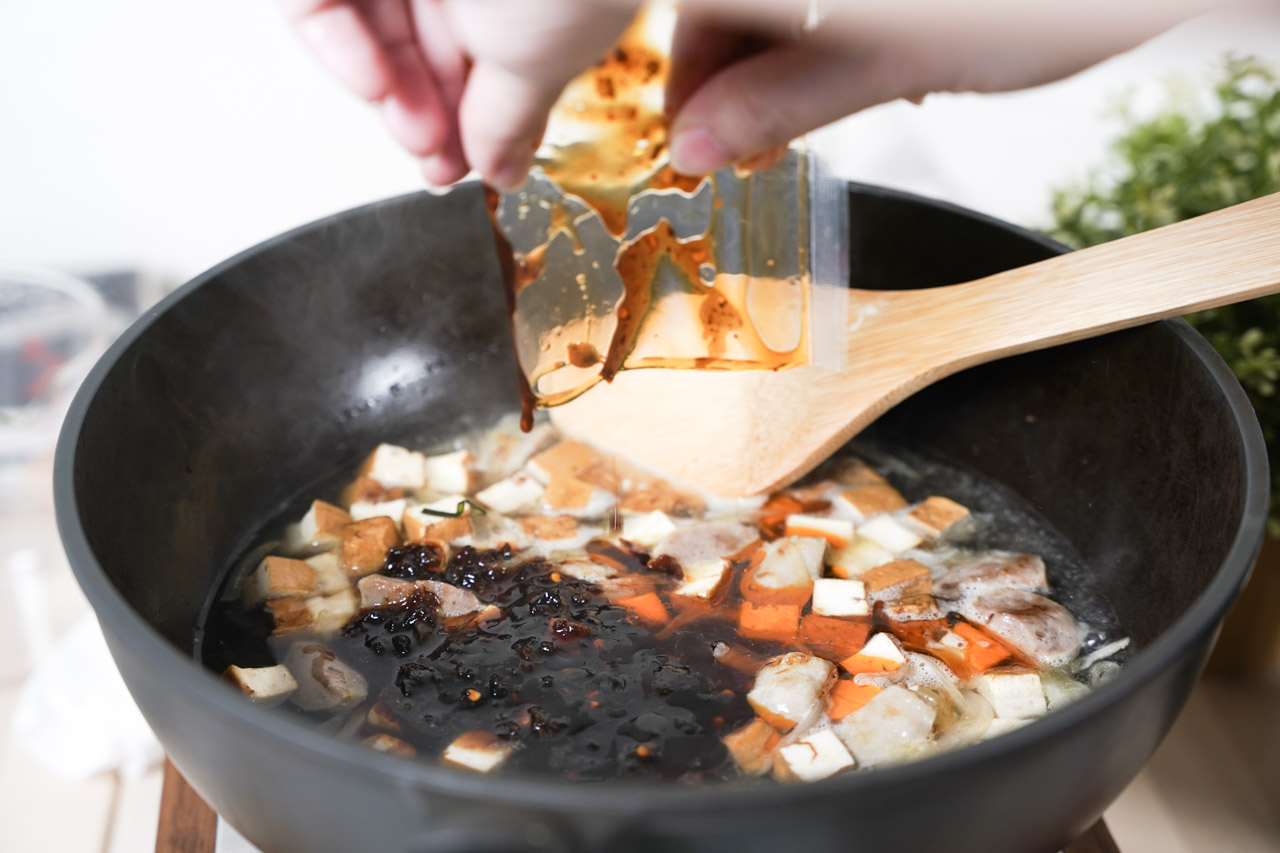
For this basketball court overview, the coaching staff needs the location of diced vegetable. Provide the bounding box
[615,592,670,625]
[739,602,802,643]
[826,680,881,720]
[839,633,907,675]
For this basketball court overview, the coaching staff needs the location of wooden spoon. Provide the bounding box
[550,192,1280,497]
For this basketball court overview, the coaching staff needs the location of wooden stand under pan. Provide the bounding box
[155,759,1122,853]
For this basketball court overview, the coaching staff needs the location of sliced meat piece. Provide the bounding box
[655,521,758,566]
[934,552,1046,600]
[417,579,485,618]
[284,643,368,711]
[967,589,1082,666]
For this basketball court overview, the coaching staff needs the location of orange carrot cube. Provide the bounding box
[827,680,882,720]
[739,602,802,642]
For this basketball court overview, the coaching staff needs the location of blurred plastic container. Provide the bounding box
[0,265,113,504]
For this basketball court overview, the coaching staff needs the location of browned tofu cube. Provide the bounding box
[285,499,353,554]
[722,717,779,775]
[442,731,514,773]
[840,484,908,518]
[907,496,970,537]
[528,439,606,482]
[244,556,315,604]
[222,664,297,705]
[819,457,888,488]
[341,517,401,576]
[518,515,579,540]
[618,482,704,515]
[543,475,593,510]
[341,475,405,508]
[363,733,417,758]
[882,594,943,622]
[859,559,932,600]
[267,597,313,634]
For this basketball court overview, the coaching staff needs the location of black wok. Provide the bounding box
[54,183,1267,853]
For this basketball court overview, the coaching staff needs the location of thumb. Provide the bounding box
[667,40,909,175]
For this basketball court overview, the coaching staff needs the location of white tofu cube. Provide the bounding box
[423,449,474,495]
[244,555,316,604]
[811,578,870,617]
[284,500,352,555]
[349,498,409,526]
[620,510,678,549]
[784,515,856,548]
[365,443,428,489]
[840,633,908,676]
[476,473,545,514]
[775,727,856,782]
[975,670,1048,719]
[754,539,816,592]
[304,551,352,595]
[856,516,923,554]
[747,653,835,732]
[305,588,359,634]
[223,664,298,705]
[673,559,730,600]
[827,537,895,579]
[791,536,828,580]
[442,731,514,773]
[861,632,907,663]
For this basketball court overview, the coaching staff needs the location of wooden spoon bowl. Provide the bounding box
[552,192,1280,496]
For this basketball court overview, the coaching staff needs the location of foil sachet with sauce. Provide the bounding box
[495,4,848,409]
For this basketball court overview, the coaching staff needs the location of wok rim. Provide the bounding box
[53,182,1269,819]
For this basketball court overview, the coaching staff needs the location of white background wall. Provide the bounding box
[1,2,1279,285]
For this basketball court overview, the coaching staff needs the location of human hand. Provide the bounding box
[280,0,639,187]
[283,0,1232,188]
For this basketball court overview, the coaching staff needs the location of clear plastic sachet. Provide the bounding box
[493,5,848,409]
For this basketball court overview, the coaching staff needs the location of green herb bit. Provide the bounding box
[418,500,487,519]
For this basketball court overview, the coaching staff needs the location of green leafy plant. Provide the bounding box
[1049,56,1280,534]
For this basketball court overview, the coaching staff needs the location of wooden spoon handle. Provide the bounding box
[846,191,1280,376]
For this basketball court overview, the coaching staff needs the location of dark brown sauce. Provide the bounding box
[486,187,538,432]
[565,342,602,368]
[342,544,761,783]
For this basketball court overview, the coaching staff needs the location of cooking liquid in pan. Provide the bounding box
[197,423,1129,784]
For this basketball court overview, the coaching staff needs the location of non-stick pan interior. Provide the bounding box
[68,184,1253,655]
